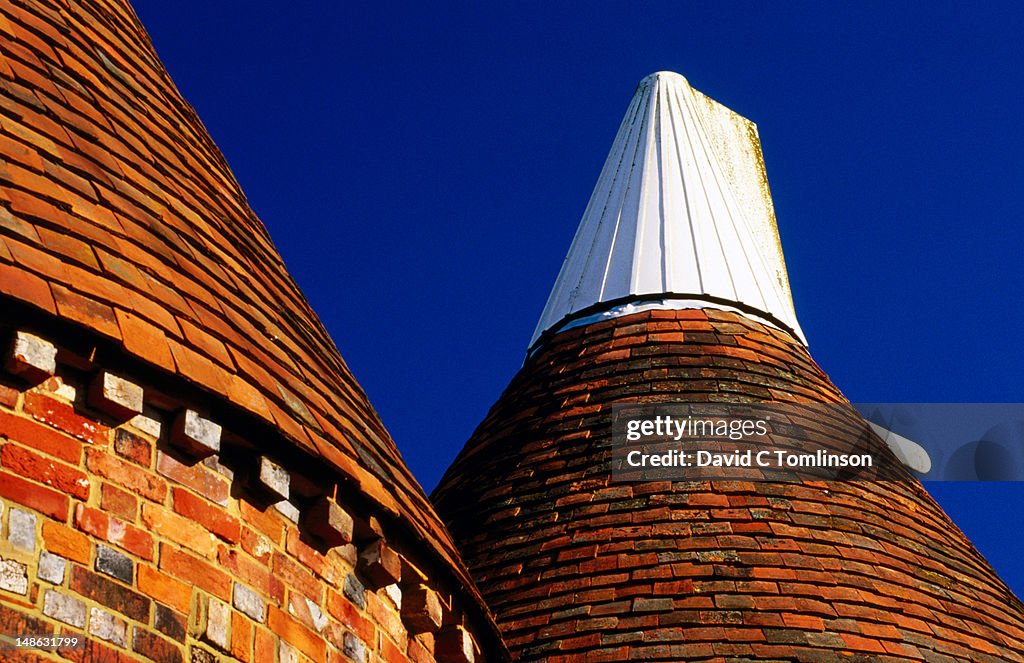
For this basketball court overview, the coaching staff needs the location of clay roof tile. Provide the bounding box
[0,0,496,643]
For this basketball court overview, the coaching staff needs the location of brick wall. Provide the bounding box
[0,0,502,658]
[0,324,493,662]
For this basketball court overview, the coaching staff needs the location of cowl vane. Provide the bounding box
[531,71,805,348]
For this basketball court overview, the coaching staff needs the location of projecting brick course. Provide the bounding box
[0,0,472,594]
[0,363,499,660]
[0,0,504,659]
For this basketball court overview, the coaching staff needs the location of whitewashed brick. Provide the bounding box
[43,590,86,627]
[6,331,56,381]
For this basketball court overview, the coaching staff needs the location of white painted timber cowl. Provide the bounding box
[530,71,806,348]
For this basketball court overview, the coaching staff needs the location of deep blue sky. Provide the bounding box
[131,2,1024,596]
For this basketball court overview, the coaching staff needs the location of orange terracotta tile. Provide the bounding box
[115,308,175,372]
[0,260,55,313]
[0,5,498,648]
[178,316,234,369]
[51,282,120,339]
[167,338,230,395]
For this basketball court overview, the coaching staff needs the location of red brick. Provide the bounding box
[100,482,137,520]
[329,649,351,663]
[366,591,408,648]
[113,428,151,466]
[0,409,83,463]
[0,384,18,408]
[132,629,183,663]
[327,589,377,645]
[116,523,155,560]
[238,499,285,543]
[272,551,322,602]
[0,442,90,499]
[135,565,192,618]
[408,638,434,663]
[218,546,282,604]
[288,592,319,632]
[0,602,50,642]
[140,502,216,558]
[137,565,192,614]
[286,527,341,585]
[153,604,187,643]
[254,627,276,663]
[0,0,501,571]
[23,392,108,445]
[232,609,253,662]
[86,448,167,502]
[70,564,150,622]
[435,625,476,663]
[240,527,274,564]
[172,487,240,543]
[155,451,228,504]
[75,503,108,538]
[0,469,69,519]
[75,504,154,560]
[53,636,135,663]
[41,520,91,564]
[267,604,326,662]
[159,543,230,600]
[36,377,70,400]
[380,635,411,663]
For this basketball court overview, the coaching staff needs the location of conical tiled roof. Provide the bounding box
[0,0,488,627]
[434,74,1024,660]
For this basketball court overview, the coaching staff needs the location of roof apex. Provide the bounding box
[531,71,806,347]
